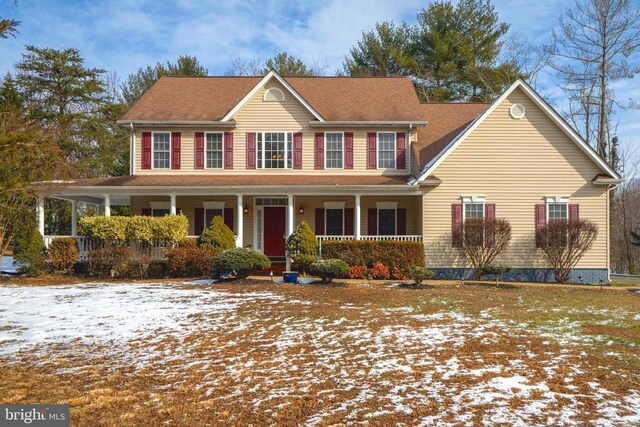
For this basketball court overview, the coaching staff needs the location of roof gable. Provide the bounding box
[414,79,620,183]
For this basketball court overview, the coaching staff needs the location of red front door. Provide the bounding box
[263,207,286,257]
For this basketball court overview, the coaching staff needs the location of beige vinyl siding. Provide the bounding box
[134,79,412,175]
[131,194,420,249]
[423,87,609,270]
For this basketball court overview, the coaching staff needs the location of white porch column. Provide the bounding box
[170,193,177,215]
[103,195,111,217]
[286,194,294,271]
[71,200,78,236]
[36,197,45,237]
[354,194,361,240]
[236,194,243,248]
[95,204,102,216]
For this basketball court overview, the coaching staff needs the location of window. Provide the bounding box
[325,132,343,169]
[152,209,170,217]
[325,209,344,235]
[377,132,396,169]
[548,203,568,222]
[205,208,223,227]
[464,203,484,220]
[153,132,171,169]
[378,209,396,235]
[257,132,293,169]
[206,133,223,169]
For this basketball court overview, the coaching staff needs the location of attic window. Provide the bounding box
[263,87,284,102]
[509,103,526,119]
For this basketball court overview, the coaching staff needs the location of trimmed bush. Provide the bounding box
[391,266,410,280]
[166,246,221,278]
[285,221,318,271]
[212,248,271,279]
[480,265,512,286]
[405,266,434,285]
[80,214,189,245]
[348,265,368,279]
[321,240,424,272]
[199,216,235,250]
[370,262,390,280]
[177,238,198,248]
[13,223,46,275]
[88,247,151,278]
[308,259,349,283]
[48,238,78,273]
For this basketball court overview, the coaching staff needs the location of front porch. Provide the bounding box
[40,184,423,267]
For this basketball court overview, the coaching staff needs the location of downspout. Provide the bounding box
[606,182,621,281]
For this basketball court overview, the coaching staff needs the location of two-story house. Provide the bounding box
[42,70,622,283]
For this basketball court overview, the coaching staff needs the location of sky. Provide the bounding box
[1,0,638,166]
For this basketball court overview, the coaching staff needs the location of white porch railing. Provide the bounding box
[316,235,423,257]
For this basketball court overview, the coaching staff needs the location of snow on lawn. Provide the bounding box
[1,282,639,425]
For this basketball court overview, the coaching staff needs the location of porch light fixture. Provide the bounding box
[298,206,304,215]
[244,203,249,214]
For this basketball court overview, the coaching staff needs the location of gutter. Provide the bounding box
[116,120,238,127]
[309,121,427,128]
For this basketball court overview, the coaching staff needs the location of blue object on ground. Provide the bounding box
[1,256,22,275]
[282,271,299,283]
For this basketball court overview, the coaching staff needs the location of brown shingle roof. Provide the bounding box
[120,76,423,122]
[62,174,410,187]
[414,103,489,169]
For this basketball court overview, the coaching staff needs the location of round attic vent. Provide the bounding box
[263,87,284,102]
[509,103,526,119]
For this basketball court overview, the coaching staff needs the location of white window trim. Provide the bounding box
[202,201,226,210]
[324,132,345,170]
[204,132,224,169]
[151,131,171,170]
[376,202,398,209]
[377,131,396,170]
[461,195,486,204]
[545,196,569,222]
[256,131,293,169]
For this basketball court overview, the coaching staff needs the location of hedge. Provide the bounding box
[79,214,188,245]
[321,240,425,272]
[212,248,271,279]
[88,247,151,278]
[48,238,78,273]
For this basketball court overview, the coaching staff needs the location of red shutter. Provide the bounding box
[368,208,377,235]
[171,132,181,169]
[396,132,406,169]
[344,208,354,235]
[142,132,152,169]
[141,208,152,217]
[452,204,463,247]
[224,132,234,169]
[194,132,204,169]
[397,208,407,235]
[345,132,354,169]
[367,133,377,169]
[194,207,205,235]
[224,208,234,232]
[293,132,303,169]
[569,204,579,221]
[315,208,325,235]
[314,133,324,169]
[246,132,256,169]
[535,204,546,248]
[485,203,496,220]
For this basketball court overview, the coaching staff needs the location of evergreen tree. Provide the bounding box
[199,216,235,250]
[263,52,316,76]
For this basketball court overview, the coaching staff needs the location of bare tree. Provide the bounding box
[499,32,549,89]
[454,218,512,279]
[547,0,640,160]
[538,219,599,283]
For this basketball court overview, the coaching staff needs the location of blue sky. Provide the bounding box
[1,0,638,163]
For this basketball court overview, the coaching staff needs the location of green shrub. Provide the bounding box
[48,238,78,273]
[166,246,221,278]
[13,222,46,275]
[480,265,512,286]
[285,221,318,271]
[370,262,390,280]
[212,248,270,279]
[199,216,235,250]
[80,214,189,245]
[177,238,198,248]
[88,247,151,278]
[308,259,349,283]
[405,266,434,285]
[321,240,424,272]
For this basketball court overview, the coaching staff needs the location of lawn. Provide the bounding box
[0,279,639,426]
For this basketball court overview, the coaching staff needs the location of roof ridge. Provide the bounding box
[159,75,411,79]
